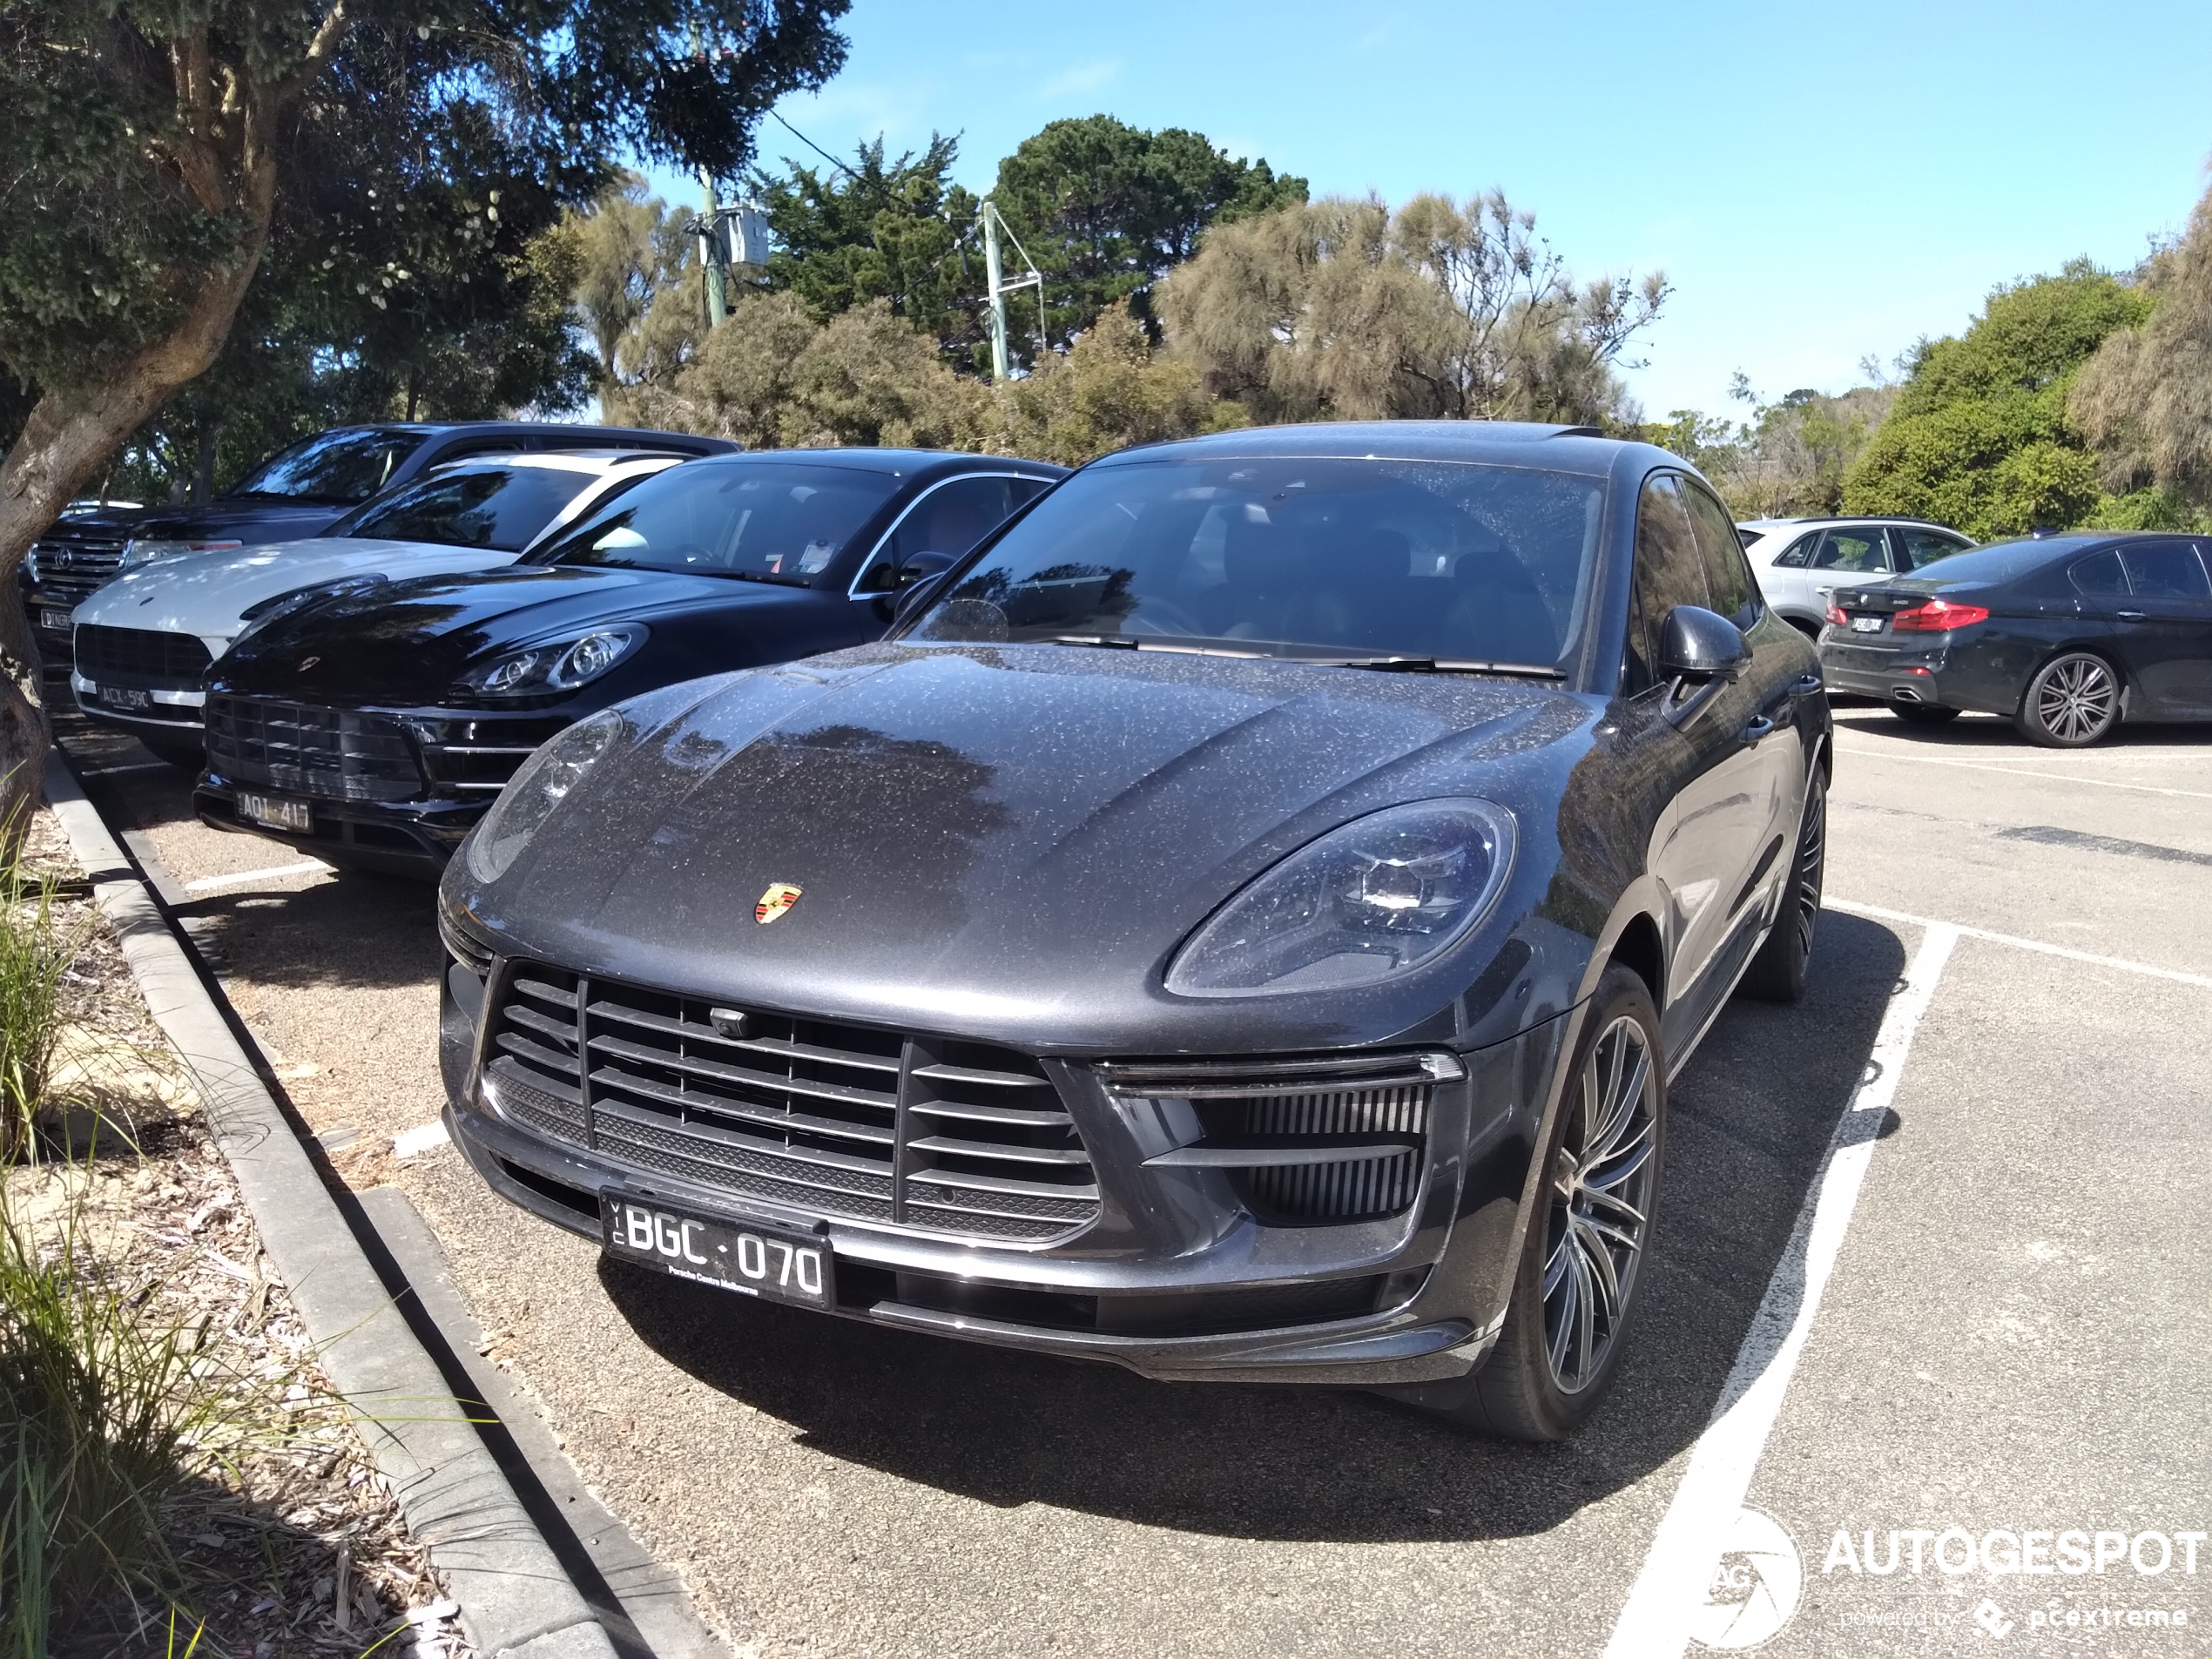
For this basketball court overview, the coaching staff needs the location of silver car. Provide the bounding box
[1738,516,1975,637]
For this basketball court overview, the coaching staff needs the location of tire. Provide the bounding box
[1739,765,1826,1003]
[1413,966,1665,1440]
[139,732,206,769]
[1888,703,1959,725]
[2014,651,2121,747]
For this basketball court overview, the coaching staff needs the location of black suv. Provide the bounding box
[23,421,737,662]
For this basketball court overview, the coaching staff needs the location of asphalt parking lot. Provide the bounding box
[53,692,2212,1658]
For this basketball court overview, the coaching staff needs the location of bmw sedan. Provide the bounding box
[197,449,1064,872]
[1820,531,2212,745]
[434,421,1831,1440]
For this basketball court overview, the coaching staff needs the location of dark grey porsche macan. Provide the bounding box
[436,421,1831,1438]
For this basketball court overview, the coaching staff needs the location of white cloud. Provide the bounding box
[1034,58,1123,101]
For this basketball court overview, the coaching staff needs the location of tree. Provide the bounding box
[0,0,852,837]
[982,300,1243,466]
[1842,263,2150,537]
[753,134,986,360]
[988,116,1307,365]
[1157,192,1666,427]
[1683,383,1898,518]
[2071,180,2212,522]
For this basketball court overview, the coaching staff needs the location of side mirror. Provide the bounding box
[1658,604,1751,685]
[894,549,955,590]
[891,565,954,626]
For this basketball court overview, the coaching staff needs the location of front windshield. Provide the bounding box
[328,465,595,551]
[907,456,1608,668]
[531,460,900,584]
[228,428,425,503]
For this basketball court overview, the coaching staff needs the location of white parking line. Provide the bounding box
[1828,898,2212,989]
[1832,742,2212,801]
[182,860,332,894]
[78,759,174,778]
[1602,922,1960,1659]
[394,1120,451,1159]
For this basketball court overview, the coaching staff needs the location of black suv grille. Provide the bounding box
[482,965,1102,1245]
[1102,1054,1443,1224]
[74,624,213,691]
[27,536,127,606]
[206,697,422,802]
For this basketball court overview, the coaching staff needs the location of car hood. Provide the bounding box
[212,563,822,704]
[75,537,521,647]
[467,643,1601,1052]
[40,500,346,544]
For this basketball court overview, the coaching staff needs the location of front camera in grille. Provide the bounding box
[1104,1052,1457,1224]
[479,964,1101,1245]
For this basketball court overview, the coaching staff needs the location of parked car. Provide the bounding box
[1822,530,2212,745]
[1737,516,1974,637]
[21,421,737,662]
[197,448,1067,872]
[71,451,697,765]
[433,421,1830,1440]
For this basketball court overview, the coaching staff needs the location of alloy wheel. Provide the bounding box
[2033,655,2118,744]
[1788,774,1826,961]
[1542,1015,1659,1393]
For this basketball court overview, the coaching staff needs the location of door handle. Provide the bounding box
[1793,672,1823,694]
[2115,610,2147,621]
[1742,715,1777,743]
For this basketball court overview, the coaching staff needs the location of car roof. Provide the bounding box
[1737,516,1957,531]
[1089,420,1616,470]
[424,450,688,476]
[685,448,1066,477]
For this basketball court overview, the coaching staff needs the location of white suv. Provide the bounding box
[1737,516,1975,637]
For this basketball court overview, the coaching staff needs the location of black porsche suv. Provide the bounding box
[195,448,1064,873]
[434,421,1832,1440]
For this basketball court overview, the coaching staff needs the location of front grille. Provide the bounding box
[1103,1053,1444,1224]
[414,717,568,795]
[74,624,212,691]
[482,965,1102,1245]
[206,697,423,802]
[27,536,128,606]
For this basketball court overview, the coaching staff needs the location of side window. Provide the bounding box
[1627,473,1710,687]
[2068,550,2128,597]
[1770,532,1818,570]
[1896,528,1970,570]
[1809,527,1892,575]
[853,475,1038,594]
[2117,540,2212,600]
[1681,482,1757,627]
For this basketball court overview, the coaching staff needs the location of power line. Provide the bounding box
[768,110,857,181]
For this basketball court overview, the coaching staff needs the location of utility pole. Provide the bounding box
[981,203,1009,381]
[698,167,727,330]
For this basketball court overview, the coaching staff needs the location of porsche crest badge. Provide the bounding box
[754,882,803,924]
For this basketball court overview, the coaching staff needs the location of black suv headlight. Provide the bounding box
[454,625,646,698]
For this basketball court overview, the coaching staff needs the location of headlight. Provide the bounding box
[118,537,242,572]
[463,711,624,883]
[1164,799,1516,997]
[454,625,645,698]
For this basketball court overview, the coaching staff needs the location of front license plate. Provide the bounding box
[1850,615,1885,633]
[601,1196,833,1310]
[40,609,71,632]
[239,791,314,833]
[100,685,152,710]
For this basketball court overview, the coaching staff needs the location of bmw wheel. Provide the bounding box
[2015,652,2121,747]
[1409,966,1664,1440]
[1740,765,1826,1003]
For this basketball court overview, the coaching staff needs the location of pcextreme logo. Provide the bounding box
[1689,1507,1805,1650]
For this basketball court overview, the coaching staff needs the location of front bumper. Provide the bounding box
[438,950,1575,1386]
[195,772,483,873]
[71,670,205,737]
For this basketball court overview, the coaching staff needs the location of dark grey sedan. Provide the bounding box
[1821,531,2212,745]
[435,421,1831,1440]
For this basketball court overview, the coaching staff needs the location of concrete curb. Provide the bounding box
[43,752,618,1659]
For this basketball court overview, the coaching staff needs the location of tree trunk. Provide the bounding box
[0,191,275,846]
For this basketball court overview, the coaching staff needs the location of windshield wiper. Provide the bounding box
[1329,656,1566,680]
[1048,636,1564,678]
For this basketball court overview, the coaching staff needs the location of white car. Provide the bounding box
[70,450,688,762]
[1737,516,1975,637]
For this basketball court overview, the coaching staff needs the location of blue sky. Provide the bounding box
[650,0,2212,417]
